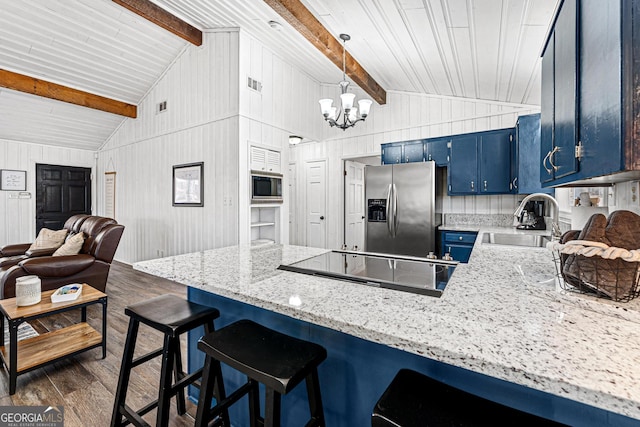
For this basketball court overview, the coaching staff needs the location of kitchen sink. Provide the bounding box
[481,232,552,248]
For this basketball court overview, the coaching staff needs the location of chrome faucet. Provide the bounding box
[514,193,561,239]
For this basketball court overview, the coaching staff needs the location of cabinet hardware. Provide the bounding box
[484,180,487,191]
[470,181,474,191]
[575,142,583,159]
[548,146,559,171]
[543,150,553,174]
[459,236,463,241]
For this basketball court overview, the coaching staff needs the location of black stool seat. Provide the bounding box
[111,295,227,427]
[198,319,327,394]
[125,294,220,337]
[372,369,568,427]
[195,319,327,427]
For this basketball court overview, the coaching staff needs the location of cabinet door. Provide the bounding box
[382,144,402,164]
[250,146,267,171]
[479,130,512,194]
[402,141,424,163]
[540,34,555,184]
[448,135,478,194]
[552,0,579,179]
[266,150,281,173]
[517,114,553,194]
[426,138,449,166]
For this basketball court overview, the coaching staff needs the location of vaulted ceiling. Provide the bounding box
[0,0,558,151]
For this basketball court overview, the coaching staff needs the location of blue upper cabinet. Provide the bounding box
[425,138,449,166]
[402,140,425,163]
[381,138,449,166]
[540,0,640,186]
[516,114,553,194]
[448,134,478,194]
[381,143,403,164]
[448,129,513,195]
[381,141,424,164]
[479,130,513,194]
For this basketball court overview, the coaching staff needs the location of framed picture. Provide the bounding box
[1,169,27,191]
[173,162,204,207]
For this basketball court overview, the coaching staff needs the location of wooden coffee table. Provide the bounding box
[0,284,107,394]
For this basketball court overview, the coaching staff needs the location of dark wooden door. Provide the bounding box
[36,164,91,233]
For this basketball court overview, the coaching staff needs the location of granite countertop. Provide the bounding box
[134,229,640,421]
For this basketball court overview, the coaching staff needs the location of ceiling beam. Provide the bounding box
[112,0,202,46]
[264,0,387,105]
[0,69,137,118]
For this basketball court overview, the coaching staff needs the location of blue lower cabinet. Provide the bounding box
[439,230,478,263]
[187,288,638,427]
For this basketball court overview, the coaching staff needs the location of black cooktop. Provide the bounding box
[278,250,458,297]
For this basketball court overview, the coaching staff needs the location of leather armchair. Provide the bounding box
[0,215,125,299]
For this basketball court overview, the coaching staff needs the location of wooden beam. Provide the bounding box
[0,69,137,118]
[263,0,386,105]
[112,0,202,46]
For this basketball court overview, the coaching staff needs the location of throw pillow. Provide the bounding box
[53,232,85,256]
[28,228,68,251]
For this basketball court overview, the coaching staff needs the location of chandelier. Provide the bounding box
[318,34,372,130]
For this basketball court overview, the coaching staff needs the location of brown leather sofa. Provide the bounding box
[0,215,125,299]
[0,215,88,268]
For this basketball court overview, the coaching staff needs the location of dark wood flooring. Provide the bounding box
[0,261,198,426]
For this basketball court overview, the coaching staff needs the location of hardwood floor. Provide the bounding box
[0,261,199,426]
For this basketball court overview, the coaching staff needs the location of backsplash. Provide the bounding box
[443,214,515,227]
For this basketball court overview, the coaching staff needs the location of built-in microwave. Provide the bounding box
[251,171,283,202]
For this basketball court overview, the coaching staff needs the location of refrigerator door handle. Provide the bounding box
[392,183,398,237]
[385,184,393,237]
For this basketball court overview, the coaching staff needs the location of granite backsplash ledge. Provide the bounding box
[443,214,514,227]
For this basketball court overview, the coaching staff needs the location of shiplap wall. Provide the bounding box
[237,31,322,244]
[97,30,240,263]
[0,138,95,245]
[97,29,325,260]
[290,89,539,249]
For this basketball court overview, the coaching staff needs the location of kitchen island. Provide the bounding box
[134,233,640,426]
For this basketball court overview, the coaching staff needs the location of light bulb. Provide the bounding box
[319,99,333,116]
[340,93,355,111]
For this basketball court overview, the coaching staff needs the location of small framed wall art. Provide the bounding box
[1,169,27,191]
[173,162,204,207]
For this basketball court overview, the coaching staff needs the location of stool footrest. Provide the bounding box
[120,403,151,427]
[205,380,254,421]
[131,347,163,368]
[170,368,203,395]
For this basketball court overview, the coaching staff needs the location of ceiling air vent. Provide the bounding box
[157,100,168,114]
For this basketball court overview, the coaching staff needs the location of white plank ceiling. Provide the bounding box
[0,0,558,150]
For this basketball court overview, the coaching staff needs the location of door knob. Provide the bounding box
[320,216,325,220]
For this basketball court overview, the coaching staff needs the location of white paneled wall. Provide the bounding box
[237,31,323,244]
[0,138,95,245]
[98,31,241,263]
[290,90,540,249]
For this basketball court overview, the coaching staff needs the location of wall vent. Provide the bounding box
[157,100,168,113]
[247,77,262,93]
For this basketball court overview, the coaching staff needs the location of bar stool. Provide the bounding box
[372,369,567,426]
[111,294,228,427]
[195,319,327,427]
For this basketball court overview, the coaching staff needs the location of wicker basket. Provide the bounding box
[549,240,640,302]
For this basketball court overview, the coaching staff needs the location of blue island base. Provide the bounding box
[187,288,639,427]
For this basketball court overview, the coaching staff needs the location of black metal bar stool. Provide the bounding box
[372,369,568,426]
[195,319,327,427]
[110,294,228,427]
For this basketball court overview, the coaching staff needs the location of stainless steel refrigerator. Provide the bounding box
[365,162,438,257]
